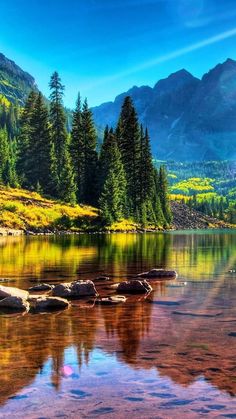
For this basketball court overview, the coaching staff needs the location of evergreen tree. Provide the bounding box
[49,72,76,203]
[158,166,172,225]
[70,93,84,200]
[116,96,141,214]
[139,126,155,204]
[81,98,98,205]
[17,91,37,186]
[0,127,9,182]
[99,132,127,224]
[27,93,54,193]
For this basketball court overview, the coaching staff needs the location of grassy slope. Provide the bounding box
[0,186,99,232]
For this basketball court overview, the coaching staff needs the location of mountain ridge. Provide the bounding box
[92,58,236,161]
[0,52,37,106]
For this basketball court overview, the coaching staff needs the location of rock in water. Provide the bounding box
[97,296,127,305]
[52,280,98,298]
[34,296,70,311]
[0,285,29,300]
[29,283,54,292]
[117,280,152,294]
[137,269,178,279]
[0,296,30,312]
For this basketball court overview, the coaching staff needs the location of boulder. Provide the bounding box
[52,280,98,298]
[94,276,110,282]
[117,280,152,294]
[0,285,29,300]
[97,295,127,305]
[137,269,178,279]
[0,296,30,312]
[29,283,54,292]
[34,296,70,311]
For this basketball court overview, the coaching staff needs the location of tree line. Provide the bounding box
[0,72,172,227]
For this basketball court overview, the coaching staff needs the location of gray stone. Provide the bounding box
[97,295,127,305]
[29,283,54,292]
[52,280,98,298]
[137,269,178,279]
[0,296,30,312]
[0,285,29,300]
[34,296,70,311]
[117,280,152,294]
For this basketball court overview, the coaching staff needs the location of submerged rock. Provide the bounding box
[97,296,127,305]
[34,296,70,311]
[0,285,29,300]
[173,310,222,318]
[117,280,152,294]
[137,269,178,279]
[0,296,30,312]
[52,280,98,298]
[29,283,54,292]
[94,276,110,282]
[228,332,236,337]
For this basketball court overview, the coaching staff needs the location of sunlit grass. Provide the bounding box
[0,185,98,231]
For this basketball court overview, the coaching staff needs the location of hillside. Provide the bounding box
[0,53,37,106]
[171,201,231,230]
[0,186,231,234]
[93,58,236,161]
[0,186,98,233]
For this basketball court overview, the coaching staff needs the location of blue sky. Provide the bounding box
[1,0,236,107]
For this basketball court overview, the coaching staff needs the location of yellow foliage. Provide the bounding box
[0,186,98,231]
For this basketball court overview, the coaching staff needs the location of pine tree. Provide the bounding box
[139,126,155,203]
[17,91,37,186]
[0,127,9,182]
[116,96,141,215]
[49,72,76,203]
[81,98,98,205]
[158,166,172,225]
[99,132,127,224]
[70,93,84,200]
[27,93,54,193]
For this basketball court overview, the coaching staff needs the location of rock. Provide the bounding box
[137,269,178,279]
[228,332,236,337]
[28,283,54,292]
[97,296,127,305]
[0,278,16,283]
[0,285,29,300]
[0,296,30,312]
[166,281,187,288]
[34,296,70,311]
[149,299,185,306]
[52,280,98,298]
[94,276,110,282]
[173,310,222,318]
[117,280,152,294]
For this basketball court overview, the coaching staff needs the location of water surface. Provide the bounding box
[0,230,236,418]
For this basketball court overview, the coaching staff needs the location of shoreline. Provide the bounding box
[0,225,234,237]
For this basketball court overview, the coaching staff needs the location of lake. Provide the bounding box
[0,230,236,418]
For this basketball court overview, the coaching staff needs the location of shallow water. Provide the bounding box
[0,230,236,418]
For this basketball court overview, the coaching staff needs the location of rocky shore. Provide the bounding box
[0,269,178,313]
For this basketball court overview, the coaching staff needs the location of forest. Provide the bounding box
[0,73,172,228]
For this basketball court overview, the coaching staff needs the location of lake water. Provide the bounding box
[0,230,236,418]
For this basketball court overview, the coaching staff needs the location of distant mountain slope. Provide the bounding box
[92,59,236,161]
[0,53,37,106]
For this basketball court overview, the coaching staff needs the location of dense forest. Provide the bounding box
[0,73,172,228]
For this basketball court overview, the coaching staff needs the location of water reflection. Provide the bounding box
[0,231,235,417]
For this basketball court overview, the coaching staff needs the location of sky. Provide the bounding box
[1,0,236,107]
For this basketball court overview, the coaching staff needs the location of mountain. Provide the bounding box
[0,52,37,106]
[92,59,236,161]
